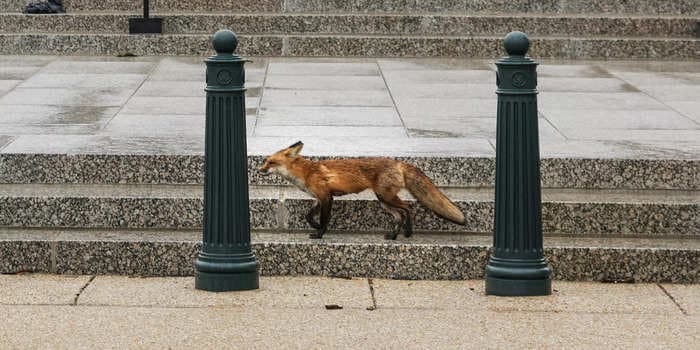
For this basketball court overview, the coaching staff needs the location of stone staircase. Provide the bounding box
[1,0,698,58]
[1,152,698,282]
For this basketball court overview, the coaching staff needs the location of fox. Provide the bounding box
[258,141,466,240]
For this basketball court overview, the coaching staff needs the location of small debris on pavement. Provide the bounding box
[325,304,343,310]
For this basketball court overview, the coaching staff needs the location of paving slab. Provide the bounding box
[267,61,380,76]
[666,101,700,123]
[79,276,372,309]
[0,80,21,96]
[637,85,700,102]
[40,60,155,75]
[395,97,497,118]
[1,135,205,155]
[257,106,402,126]
[255,125,407,137]
[405,116,565,140]
[539,92,669,110]
[661,284,700,316]
[0,135,14,151]
[378,59,492,71]
[0,274,91,305]
[539,140,700,159]
[0,87,134,107]
[0,66,42,80]
[609,72,700,86]
[538,77,637,92]
[561,129,700,142]
[382,69,494,84]
[0,104,118,125]
[372,280,682,315]
[0,304,696,349]
[541,109,698,130]
[261,89,393,107]
[265,75,386,90]
[135,81,205,97]
[388,82,495,99]
[0,56,696,161]
[535,64,613,78]
[119,96,260,115]
[19,73,146,90]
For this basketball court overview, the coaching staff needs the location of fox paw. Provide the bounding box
[309,233,323,239]
[306,220,321,230]
[384,232,398,240]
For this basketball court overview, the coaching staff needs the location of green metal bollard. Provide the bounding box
[195,30,259,292]
[485,31,552,296]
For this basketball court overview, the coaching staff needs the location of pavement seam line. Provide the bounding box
[367,278,377,310]
[99,59,159,130]
[657,283,688,316]
[377,60,409,137]
[72,275,96,306]
[0,135,16,153]
[607,69,700,127]
[252,57,271,134]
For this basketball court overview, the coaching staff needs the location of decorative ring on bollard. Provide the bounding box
[195,30,259,292]
[484,31,552,296]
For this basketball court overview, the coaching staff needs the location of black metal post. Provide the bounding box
[129,0,162,34]
[485,31,552,296]
[143,0,150,19]
[195,30,259,292]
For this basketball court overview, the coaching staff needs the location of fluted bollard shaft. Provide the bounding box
[485,31,552,296]
[195,30,259,292]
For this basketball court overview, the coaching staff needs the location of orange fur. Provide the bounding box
[259,141,465,239]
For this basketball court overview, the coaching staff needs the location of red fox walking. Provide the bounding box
[258,141,466,239]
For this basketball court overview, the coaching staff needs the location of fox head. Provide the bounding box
[258,141,304,176]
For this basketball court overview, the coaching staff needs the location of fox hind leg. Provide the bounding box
[377,192,413,240]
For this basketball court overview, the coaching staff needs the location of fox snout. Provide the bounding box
[258,164,271,175]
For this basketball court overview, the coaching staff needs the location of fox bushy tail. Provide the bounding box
[402,163,466,225]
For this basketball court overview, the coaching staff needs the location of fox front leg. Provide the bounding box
[309,196,332,239]
[305,202,321,230]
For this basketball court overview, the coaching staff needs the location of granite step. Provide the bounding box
[0,33,696,59]
[4,0,698,16]
[1,228,697,283]
[1,13,696,38]
[0,184,696,236]
[1,153,696,191]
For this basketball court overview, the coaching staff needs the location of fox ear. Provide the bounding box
[286,141,303,157]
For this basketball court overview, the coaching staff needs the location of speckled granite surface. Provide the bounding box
[61,0,282,12]
[0,184,695,236]
[43,0,698,15]
[1,230,697,283]
[285,0,699,15]
[3,14,695,38]
[0,34,695,59]
[1,154,696,190]
[0,34,283,56]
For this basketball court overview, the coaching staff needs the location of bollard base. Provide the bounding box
[195,270,259,292]
[484,256,552,296]
[485,276,551,296]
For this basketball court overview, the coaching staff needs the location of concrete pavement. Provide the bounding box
[0,56,698,159]
[0,274,697,349]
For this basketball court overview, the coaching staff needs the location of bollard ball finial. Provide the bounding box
[212,29,238,55]
[503,31,530,56]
